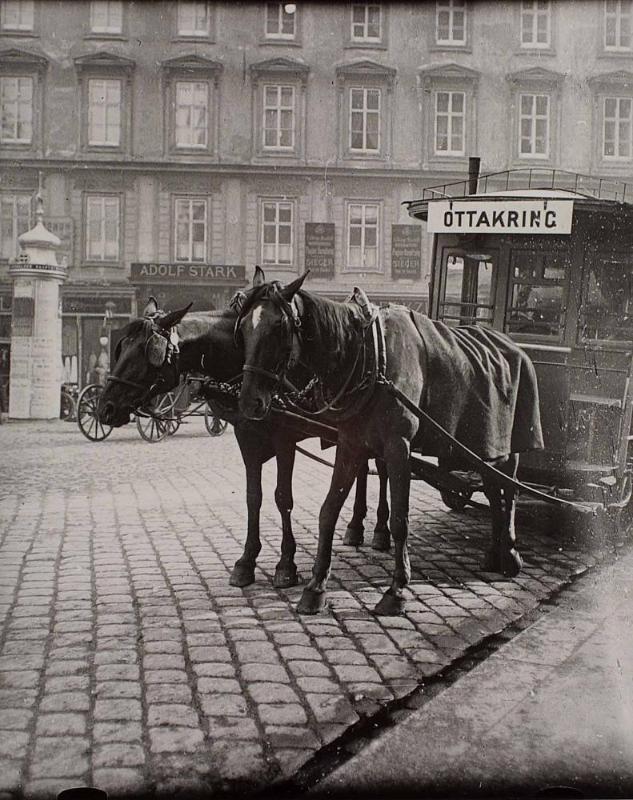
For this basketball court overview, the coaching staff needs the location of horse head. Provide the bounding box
[237,271,309,420]
[98,298,192,427]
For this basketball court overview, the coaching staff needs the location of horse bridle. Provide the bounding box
[106,318,180,405]
[237,285,303,390]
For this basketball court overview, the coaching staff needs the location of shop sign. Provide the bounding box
[427,199,574,235]
[305,223,335,278]
[131,263,246,283]
[391,225,422,279]
[62,295,132,315]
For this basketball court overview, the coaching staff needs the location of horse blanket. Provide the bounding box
[410,313,544,461]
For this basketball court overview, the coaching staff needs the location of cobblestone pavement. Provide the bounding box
[0,419,605,799]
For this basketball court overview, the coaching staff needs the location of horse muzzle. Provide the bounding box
[238,393,271,421]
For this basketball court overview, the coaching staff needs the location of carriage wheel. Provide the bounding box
[77,384,113,442]
[204,403,228,437]
[440,489,471,512]
[136,391,177,443]
[60,390,77,422]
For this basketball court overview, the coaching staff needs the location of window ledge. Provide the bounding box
[258,37,302,47]
[169,148,213,157]
[344,41,387,51]
[84,33,127,41]
[0,29,37,38]
[599,49,633,58]
[429,43,472,54]
[514,47,556,56]
[171,35,214,43]
[342,268,384,275]
[83,261,123,268]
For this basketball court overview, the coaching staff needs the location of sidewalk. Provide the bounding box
[315,545,633,799]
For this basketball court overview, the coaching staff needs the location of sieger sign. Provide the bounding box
[427,199,574,235]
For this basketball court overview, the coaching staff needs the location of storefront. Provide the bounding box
[0,287,11,412]
[61,287,135,390]
[129,261,247,317]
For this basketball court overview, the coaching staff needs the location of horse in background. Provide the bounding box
[98,282,390,590]
[236,273,544,615]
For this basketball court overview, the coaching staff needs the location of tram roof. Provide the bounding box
[404,168,633,221]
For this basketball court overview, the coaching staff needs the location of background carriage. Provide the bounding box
[405,165,633,534]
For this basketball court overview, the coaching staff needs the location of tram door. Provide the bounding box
[437,248,501,327]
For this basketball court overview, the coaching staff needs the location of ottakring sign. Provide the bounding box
[427,199,574,235]
[131,263,246,282]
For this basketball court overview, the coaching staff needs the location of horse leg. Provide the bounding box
[374,439,411,616]
[482,454,523,577]
[273,440,300,588]
[343,460,368,546]
[371,458,391,551]
[298,444,365,615]
[230,457,263,587]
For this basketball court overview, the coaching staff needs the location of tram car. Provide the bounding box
[405,167,633,528]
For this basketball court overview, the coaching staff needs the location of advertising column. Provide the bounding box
[8,196,67,419]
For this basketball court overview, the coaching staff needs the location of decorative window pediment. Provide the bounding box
[0,47,47,74]
[335,59,396,87]
[588,70,633,91]
[161,54,223,79]
[417,61,479,87]
[73,51,135,76]
[250,57,309,85]
[507,67,564,86]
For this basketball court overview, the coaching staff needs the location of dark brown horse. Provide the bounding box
[98,290,390,590]
[237,274,544,615]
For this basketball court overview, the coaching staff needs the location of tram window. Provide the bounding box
[581,255,633,342]
[440,254,494,326]
[507,249,567,337]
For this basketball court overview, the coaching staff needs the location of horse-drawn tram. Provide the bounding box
[405,167,633,530]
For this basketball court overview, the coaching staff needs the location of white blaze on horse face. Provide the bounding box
[251,305,263,331]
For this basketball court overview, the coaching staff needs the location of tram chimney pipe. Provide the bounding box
[468,157,481,195]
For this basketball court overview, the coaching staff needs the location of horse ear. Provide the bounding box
[157,302,193,330]
[253,265,266,287]
[280,271,309,301]
[143,296,159,317]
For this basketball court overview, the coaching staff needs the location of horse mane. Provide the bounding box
[298,289,359,362]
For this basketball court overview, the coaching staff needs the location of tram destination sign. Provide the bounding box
[427,199,574,235]
[131,263,246,283]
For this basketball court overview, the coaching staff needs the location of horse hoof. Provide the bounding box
[502,549,523,577]
[343,525,364,546]
[229,564,255,587]
[373,591,405,616]
[273,566,299,589]
[297,588,327,615]
[371,529,391,552]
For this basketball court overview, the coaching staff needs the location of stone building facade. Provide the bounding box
[1,0,632,389]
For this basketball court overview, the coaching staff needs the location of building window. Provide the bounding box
[350,87,380,153]
[177,1,210,37]
[86,195,120,262]
[0,75,32,144]
[347,202,380,271]
[1,194,30,261]
[603,96,632,159]
[175,198,207,262]
[605,0,632,51]
[520,1,550,48]
[435,91,465,155]
[90,1,122,34]
[436,0,466,45]
[261,200,293,266]
[265,2,295,39]
[351,4,382,42]
[175,81,209,149]
[0,0,34,31]
[519,93,549,157]
[263,84,294,150]
[88,78,121,147]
